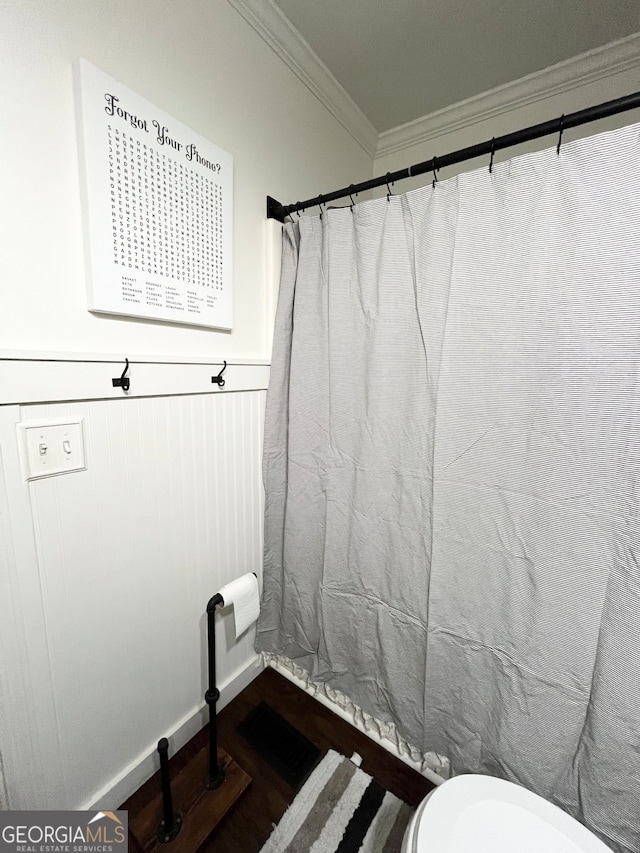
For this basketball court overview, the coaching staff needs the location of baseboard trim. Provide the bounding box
[79,654,263,811]
[265,657,447,787]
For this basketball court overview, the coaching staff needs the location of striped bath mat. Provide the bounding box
[260,749,414,853]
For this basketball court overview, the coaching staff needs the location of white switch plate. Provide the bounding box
[17,417,86,480]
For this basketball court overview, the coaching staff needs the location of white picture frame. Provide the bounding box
[75,59,233,329]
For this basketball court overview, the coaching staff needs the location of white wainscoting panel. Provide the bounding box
[0,388,266,810]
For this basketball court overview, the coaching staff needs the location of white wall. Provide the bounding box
[0,0,373,813]
[0,385,266,811]
[0,0,371,360]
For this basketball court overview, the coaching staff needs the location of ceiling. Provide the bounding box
[272,0,640,132]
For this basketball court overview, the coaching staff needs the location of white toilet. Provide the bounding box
[402,773,613,852]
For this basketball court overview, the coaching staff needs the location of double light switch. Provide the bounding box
[16,418,86,480]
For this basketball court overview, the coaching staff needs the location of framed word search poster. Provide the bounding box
[75,59,233,329]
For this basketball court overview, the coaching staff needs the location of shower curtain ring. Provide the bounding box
[385,173,394,201]
[295,203,303,218]
[318,194,325,219]
[557,115,565,155]
[431,157,439,188]
[489,139,496,174]
[349,184,357,212]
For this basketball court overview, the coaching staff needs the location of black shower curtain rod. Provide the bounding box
[266,90,640,223]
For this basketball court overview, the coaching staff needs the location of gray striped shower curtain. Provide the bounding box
[256,120,640,853]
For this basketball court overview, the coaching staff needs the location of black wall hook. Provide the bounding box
[112,358,130,392]
[212,361,227,387]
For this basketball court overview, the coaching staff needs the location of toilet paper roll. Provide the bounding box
[218,573,260,639]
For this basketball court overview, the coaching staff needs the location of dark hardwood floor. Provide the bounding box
[121,667,434,852]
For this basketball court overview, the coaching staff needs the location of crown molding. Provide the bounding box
[377,32,640,158]
[227,0,378,157]
[226,4,640,166]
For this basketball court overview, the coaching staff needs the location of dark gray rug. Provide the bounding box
[260,750,414,852]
